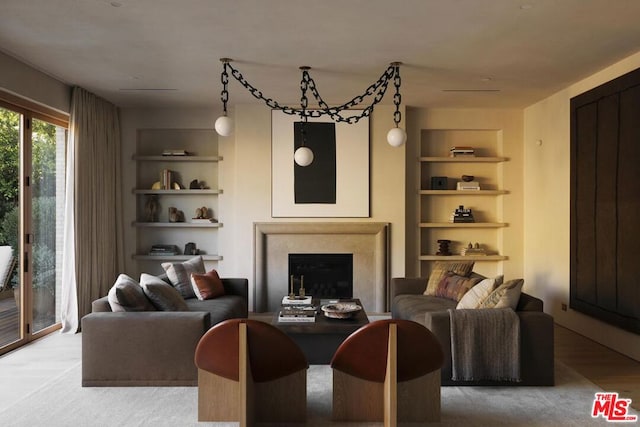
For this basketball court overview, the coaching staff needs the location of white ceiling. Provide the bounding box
[1,0,640,110]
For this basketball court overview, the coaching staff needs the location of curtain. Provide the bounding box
[60,87,124,333]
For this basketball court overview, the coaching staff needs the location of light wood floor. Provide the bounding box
[554,324,640,410]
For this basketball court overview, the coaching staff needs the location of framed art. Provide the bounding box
[271,109,370,217]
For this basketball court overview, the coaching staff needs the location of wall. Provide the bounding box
[121,104,406,311]
[0,51,70,114]
[524,51,640,361]
[405,108,524,280]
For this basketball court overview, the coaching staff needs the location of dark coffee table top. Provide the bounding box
[272,298,369,335]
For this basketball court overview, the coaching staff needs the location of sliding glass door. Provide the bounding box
[0,102,67,352]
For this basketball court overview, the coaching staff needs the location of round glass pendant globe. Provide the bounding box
[214,115,233,136]
[294,146,314,167]
[387,127,407,147]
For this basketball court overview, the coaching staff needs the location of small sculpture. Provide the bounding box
[461,175,475,182]
[189,179,199,189]
[168,207,185,223]
[194,206,210,219]
[144,195,159,222]
[436,239,452,256]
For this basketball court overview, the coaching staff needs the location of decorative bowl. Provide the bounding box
[321,302,362,319]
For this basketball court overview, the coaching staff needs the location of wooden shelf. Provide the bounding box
[419,255,508,261]
[133,254,223,261]
[419,190,508,195]
[419,222,507,228]
[132,155,222,162]
[132,189,223,195]
[419,156,507,163]
[132,222,222,228]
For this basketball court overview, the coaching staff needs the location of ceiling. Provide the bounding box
[1,0,640,110]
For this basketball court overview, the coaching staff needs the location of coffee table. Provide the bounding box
[272,298,369,364]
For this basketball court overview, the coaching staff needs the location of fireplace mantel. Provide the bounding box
[254,222,390,312]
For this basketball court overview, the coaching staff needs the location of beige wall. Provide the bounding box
[524,51,640,361]
[0,51,70,114]
[405,108,524,280]
[121,104,406,310]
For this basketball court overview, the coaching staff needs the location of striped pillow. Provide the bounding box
[434,272,482,302]
[424,261,475,296]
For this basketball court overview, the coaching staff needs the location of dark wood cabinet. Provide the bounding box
[571,68,640,334]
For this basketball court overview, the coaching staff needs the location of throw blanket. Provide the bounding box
[448,308,521,382]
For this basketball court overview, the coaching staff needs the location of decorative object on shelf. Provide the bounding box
[144,195,159,222]
[461,242,487,256]
[184,242,198,256]
[151,181,162,190]
[321,302,362,319]
[149,244,179,256]
[162,149,189,156]
[449,146,475,157]
[451,205,475,223]
[213,58,407,165]
[436,239,452,256]
[431,176,448,190]
[168,207,185,223]
[456,176,480,191]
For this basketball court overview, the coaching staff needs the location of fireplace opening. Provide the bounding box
[288,253,353,299]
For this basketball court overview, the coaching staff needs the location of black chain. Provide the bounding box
[224,62,400,124]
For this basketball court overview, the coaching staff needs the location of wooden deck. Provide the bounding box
[0,294,19,347]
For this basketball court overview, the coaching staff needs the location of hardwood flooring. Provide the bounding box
[554,324,640,410]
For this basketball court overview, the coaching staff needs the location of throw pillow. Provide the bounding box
[456,277,499,309]
[107,274,155,312]
[190,269,225,300]
[424,261,475,296]
[140,273,189,311]
[434,272,482,302]
[479,279,524,309]
[161,255,205,299]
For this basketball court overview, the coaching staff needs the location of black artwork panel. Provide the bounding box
[294,121,336,204]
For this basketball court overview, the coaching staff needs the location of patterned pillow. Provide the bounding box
[140,273,189,311]
[161,256,205,299]
[479,279,524,309]
[190,270,225,300]
[107,274,155,312]
[456,277,499,309]
[434,272,482,302]
[424,261,475,296]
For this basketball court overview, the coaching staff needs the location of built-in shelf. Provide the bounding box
[132,222,222,228]
[419,255,508,261]
[133,254,223,262]
[419,190,508,195]
[419,222,507,228]
[132,155,223,162]
[132,189,223,195]
[419,156,508,163]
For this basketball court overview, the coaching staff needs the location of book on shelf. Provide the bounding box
[149,244,179,256]
[161,149,190,156]
[449,146,476,157]
[456,181,480,190]
[190,218,216,224]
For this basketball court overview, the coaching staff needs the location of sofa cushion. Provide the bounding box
[434,272,482,302]
[392,294,457,322]
[424,261,475,296]
[456,277,498,309]
[161,256,205,299]
[190,270,225,300]
[185,295,248,327]
[140,273,189,311]
[107,274,155,312]
[479,279,524,310]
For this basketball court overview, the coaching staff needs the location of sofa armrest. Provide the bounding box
[390,277,426,300]
[222,278,249,301]
[81,311,210,386]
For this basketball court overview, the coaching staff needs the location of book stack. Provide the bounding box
[449,146,475,157]
[278,305,316,323]
[162,149,189,156]
[161,169,174,190]
[282,295,313,306]
[148,244,179,256]
[456,181,480,190]
[451,205,475,223]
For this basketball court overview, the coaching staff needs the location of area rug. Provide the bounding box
[0,361,635,426]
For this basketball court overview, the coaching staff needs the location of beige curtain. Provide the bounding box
[61,87,124,331]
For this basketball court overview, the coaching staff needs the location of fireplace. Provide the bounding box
[254,222,389,312]
[288,253,353,299]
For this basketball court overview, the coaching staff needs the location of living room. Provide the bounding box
[1,1,640,425]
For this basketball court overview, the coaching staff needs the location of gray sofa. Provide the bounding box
[391,277,554,386]
[82,277,248,386]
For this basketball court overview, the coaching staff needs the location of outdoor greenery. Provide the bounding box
[0,107,59,293]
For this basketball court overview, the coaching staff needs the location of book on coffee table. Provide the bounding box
[278,307,316,323]
[281,295,313,306]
